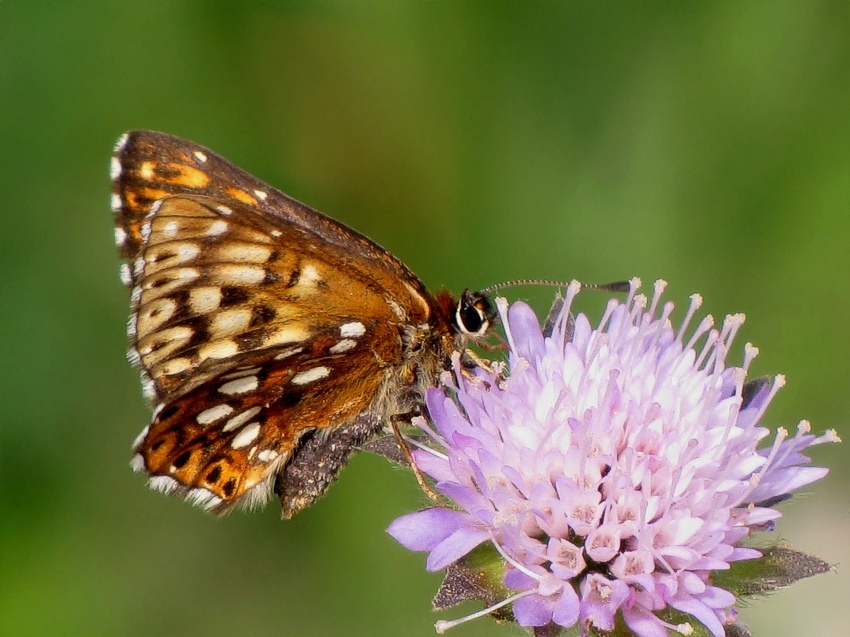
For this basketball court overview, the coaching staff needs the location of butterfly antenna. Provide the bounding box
[480,278,630,295]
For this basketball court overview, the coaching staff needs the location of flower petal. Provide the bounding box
[386,508,471,552]
[512,593,553,627]
[426,526,490,571]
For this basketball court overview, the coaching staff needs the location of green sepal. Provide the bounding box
[712,545,832,597]
[433,542,508,614]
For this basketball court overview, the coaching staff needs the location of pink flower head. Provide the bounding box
[388,279,836,636]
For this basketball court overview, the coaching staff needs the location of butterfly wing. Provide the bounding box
[112,132,447,513]
[113,130,429,297]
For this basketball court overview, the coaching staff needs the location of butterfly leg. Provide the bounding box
[275,413,381,519]
[389,414,442,505]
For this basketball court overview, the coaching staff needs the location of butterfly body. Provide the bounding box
[112,131,491,515]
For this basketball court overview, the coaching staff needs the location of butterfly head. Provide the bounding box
[454,289,495,339]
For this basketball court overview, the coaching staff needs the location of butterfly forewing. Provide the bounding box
[113,130,429,295]
[112,131,460,514]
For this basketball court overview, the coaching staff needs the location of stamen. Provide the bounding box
[434,589,536,633]
[490,534,544,582]
[624,276,642,307]
[756,426,789,483]
[556,280,582,339]
[706,341,727,375]
[648,279,668,315]
[645,300,676,359]
[594,297,621,342]
[747,374,786,426]
[694,328,719,370]
[720,313,746,352]
[742,342,759,373]
[656,617,695,635]
[675,293,703,343]
[768,420,819,474]
[684,314,714,352]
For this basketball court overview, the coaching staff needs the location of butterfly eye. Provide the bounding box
[455,291,493,337]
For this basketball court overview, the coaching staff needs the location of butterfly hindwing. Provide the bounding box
[134,343,385,512]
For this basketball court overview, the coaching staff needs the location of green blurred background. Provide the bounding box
[1,2,847,636]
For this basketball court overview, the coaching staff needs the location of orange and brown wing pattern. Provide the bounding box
[118,193,407,510]
[112,130,430,298]
[111,131,457,514]
[133,343,386,513]
[122,195,407,401]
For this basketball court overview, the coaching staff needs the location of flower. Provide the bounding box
[388,279,837,636]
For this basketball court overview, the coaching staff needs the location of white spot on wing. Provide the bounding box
[138,326,193,356]
[231,422,261,449]
[253,189,268,201]
[197,404,235,425]
[219,375,259,395]
[199,339,239,361]
[340,321,366,338]
[137,297,177,337]
[160,357,193,376]
[329,339,356,354]
[264,326,309,348]
[143,242,200,269]
[299,264,322,286]
[257,449,278,462]
[114,226,127,247]
[217,205,233,216]
[189,287,222,314]
[274,346,303,360]
[291,366,330,385]
[223,406,262,432]
[207,220,228,236]
[211,264,266,286]
[193,150,208,163]
[217,243,272,263]
[210,308,252,336]
[271,229,282,238]
[111,193,122,212]
[110,156,121,180]
[141,268,201,300]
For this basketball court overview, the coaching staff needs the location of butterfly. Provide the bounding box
[112,130,495,517]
